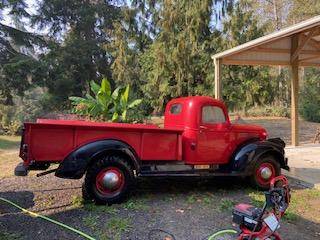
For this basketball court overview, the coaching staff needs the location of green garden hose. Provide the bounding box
[0,197,96,240]
[207,229,238,240]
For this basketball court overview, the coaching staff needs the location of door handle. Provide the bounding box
[199,126,208,132]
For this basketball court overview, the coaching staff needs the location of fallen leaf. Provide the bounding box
[175,209,184,213]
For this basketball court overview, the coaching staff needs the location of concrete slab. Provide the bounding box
[284,144,320,189]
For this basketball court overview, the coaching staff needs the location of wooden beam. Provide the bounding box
[252,47,320,55]
[299,54,320,63]
[214,58,222,100]
[291,34,299,146]
[300,62,320,66]
[310,38,320,49]
[254,47,290,54]
[301,34,320,50]
[291,28,316,62]
[222,59,290,66]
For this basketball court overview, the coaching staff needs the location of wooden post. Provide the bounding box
[291,35,299,146]
[214,58,222,100]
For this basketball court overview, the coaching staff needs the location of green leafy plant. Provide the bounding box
[69,78,142,122]
[300,71,320,123]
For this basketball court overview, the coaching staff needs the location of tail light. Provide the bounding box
[19,127,27,160]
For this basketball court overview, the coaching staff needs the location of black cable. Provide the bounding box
[148,228,176,240]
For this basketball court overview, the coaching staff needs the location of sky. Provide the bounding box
[1,0,225,37]
[1,0,37,29]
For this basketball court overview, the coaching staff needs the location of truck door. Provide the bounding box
[197,105,231,164]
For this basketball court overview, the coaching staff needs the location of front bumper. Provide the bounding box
[283,157,290,171]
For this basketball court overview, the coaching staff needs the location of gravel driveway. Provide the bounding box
[1,175,320,240]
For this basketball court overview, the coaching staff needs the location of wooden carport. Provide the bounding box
[212,16,320,146]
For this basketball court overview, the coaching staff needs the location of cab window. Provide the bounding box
[202,106,226,124]
[170,104,182,115]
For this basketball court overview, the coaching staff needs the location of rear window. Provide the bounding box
[202,106,226,124]
[170,104,182,115]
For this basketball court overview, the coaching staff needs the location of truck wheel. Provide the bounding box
[84,154,134,204]
[250,155,280,190]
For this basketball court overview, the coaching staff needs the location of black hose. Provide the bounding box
[148,228,176,240]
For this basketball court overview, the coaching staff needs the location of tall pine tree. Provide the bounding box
[139,0,231,111]
[0,0,46,105]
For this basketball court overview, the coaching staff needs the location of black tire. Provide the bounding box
[83,154,134,204]
[82,182,93,203]
[250,155,280,190]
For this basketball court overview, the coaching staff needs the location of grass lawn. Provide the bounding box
[0,135,20,151]
[0,135,20,179]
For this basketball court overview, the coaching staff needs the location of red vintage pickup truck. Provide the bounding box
[16,96,288,204]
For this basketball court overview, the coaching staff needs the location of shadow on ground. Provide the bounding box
[0,178,320,240]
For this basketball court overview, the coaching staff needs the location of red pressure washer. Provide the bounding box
[209,175,291,240]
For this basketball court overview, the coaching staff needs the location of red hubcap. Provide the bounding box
[96,167,124,196]
[256,162,276,186]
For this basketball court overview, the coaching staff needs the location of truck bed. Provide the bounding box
[22,119,183,165]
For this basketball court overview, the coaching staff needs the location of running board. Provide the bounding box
[139,170,243,177]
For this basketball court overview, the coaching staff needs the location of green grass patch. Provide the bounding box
[219,198,235,211]
[248,188,320,223]
[248,191,265,208]
[283,211,299,222]
[107,217,132,233]
[0,135,21,178]
[0,135,20,150]
[71,195,120,214]
[186,194,197,204]
[0,232,21,240]
[97,217,132,240]
[191,193,214,205]
[71,195,84,208]
[83,214,99,230]
[201,195,213,205]
[84,203,120,215]
[122,198,149,211]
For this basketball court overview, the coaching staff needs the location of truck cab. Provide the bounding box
[16,96,289,205]
[165,96,267,165]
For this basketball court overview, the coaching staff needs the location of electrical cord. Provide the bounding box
[147,228,238,240]
[1,196,235,240]
[0,197,96,240]
[207,229,237,240]
[148,228,176,240]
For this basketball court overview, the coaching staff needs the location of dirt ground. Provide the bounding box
[1,175,320,240]
[242,118,320,145]
[1,119,320,240]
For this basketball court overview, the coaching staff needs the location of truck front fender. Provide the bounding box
[230,138,288,174]
[55,139,140,179]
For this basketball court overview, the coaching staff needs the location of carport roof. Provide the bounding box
[211,15,320,66]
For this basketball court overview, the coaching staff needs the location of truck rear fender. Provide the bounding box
[229,138,288,174]
[55,139,140,179]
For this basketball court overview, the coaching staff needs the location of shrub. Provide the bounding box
[242,105,290,118]
[69,78,143,122]
[300,75,320,123]
[0,87,47,135]
[0,105,22,135]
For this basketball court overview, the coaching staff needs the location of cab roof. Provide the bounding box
[167,96,226,108]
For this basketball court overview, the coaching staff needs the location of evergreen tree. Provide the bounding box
[139,0,231,111]
[0,0,46,105]
[222,0,275,111]
[287,0,320,24]
[32,0,122,109]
